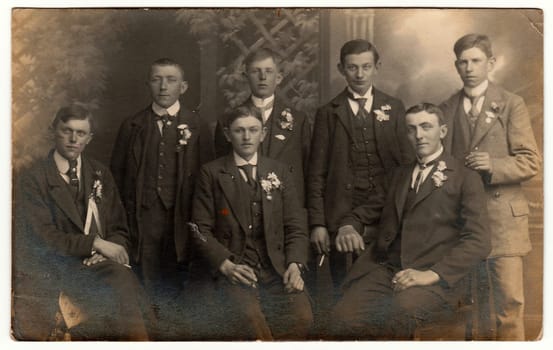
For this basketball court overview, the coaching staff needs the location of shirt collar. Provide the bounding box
[233,152,258,166]
[152,100,180,117]
[251,95,275,109]
[53,150,81,175]
[347,86,373,100]
[416,145,444,166]
[463,80,488,99]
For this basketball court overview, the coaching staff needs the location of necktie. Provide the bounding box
[255,100,274,124]
[67,159,79,188]
[156,113,173,133]
[467,95,481,132]
[238,164,256,188]
[355,98,369,120]
[414,160,436,193]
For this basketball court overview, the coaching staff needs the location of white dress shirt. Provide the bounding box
[54,150,81,188]
[251,95,275,124]
[234,151,258,182]
[410,146,444,190]
[347,86,374,115]
[152,100,181,134]
[463,80,488,115]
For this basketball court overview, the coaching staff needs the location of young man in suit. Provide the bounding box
[110,58,213,322]
[331,103,490,339]
[308,39,413,303]
[214,48,311,208]
[192,106,312,340]
[15,104,152,340]
[440,34,541,340]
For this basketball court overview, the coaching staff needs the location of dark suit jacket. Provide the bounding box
[110,105,214,263]
[15,151,131,299]
[14,153,146,339]
[191,155,309,277]
[343,154,491,292]
[18,151,130,259]
[441,83,540,257]
[307,88,413,234]
[214,97,311,207]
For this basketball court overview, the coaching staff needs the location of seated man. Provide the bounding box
[191,106,312,340]
[331,103,491,340]
[14,104,153,340]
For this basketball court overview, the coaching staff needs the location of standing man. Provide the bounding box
[214,48,311,208]
[15,104,153,340]
[308,39,412,300]
[440,33,540,340]
[110,58,213,324]
[192,106,312,340]
[332,103,490,339]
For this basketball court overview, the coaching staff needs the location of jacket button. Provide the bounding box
[474,147,479,151]
[248,225,253,230]
[494,191,500,198]
[346,184,352,190]
[277,244,282,250]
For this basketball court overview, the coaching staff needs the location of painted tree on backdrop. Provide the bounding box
[12,9,124,171]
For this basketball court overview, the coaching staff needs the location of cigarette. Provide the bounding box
[392,279,397,284]
[318,254,326,267]
[250,282,257,289]
[123,263,132,269]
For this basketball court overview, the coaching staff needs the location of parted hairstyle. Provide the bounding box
[405,102,446,125]
[453,33,494,58]
[340,39,380,64]
[224,105,263,128]
[51,103,96,134]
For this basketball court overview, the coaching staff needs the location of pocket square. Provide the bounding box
[275,134,286,140]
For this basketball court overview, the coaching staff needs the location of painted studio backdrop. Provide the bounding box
[11,8,543,339]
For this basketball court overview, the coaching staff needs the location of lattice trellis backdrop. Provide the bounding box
[176,8,320,120]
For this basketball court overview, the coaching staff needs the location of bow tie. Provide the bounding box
[417,158,437,169]
[155,114,175,125]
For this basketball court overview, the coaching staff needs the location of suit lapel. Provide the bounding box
[131,109,154,166]
[257,158,274,236]
[45,154,84,230]
[394,166,413,221]
[176,109,199,186]
[218,156,250,234]
[409,155,454,210]
[81,157,106,232]
[332,89,354,140]
[371,88,386,150]
[452,93,471,158]
[266,100,293,159]
[470,83,505,149]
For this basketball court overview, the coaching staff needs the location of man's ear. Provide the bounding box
[487,56,496,73]
[275,71,283,86]
[86,133,94,144]
[260,126,268,142]
[440,124,448,139]
[337,62,345,76]
[180,81,188,95]
[223,127,231,142]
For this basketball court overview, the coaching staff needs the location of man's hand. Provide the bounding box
[219,259,258,288]
[392,268,440,292]
[83,252,106,266]
[336,225,365,254]
[283,263,304,293]
[465,152,493,173]
[92,237,129,265]
[310,226,330,255]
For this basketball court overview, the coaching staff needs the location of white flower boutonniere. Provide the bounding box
[260,172,282,200]
[90,170,103,203]
[279,108,294,131]
[485,102,501,124]
[374,104,391,122]
[432,161,449,188]
[177,124,192,150]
